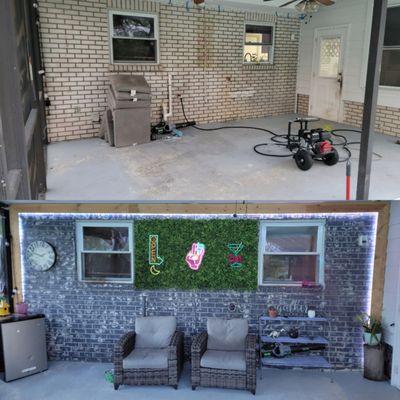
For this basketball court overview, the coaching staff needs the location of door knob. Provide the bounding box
[337,73,343,89]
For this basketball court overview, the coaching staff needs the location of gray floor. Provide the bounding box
[1,361,399,400]
[46,115,400,200]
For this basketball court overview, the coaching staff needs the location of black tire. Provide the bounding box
[323,148,339,166]
[294,149,314,171]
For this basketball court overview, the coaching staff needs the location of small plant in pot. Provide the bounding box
[357,313,382,346]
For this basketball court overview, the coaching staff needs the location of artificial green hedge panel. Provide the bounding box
[135,219,259,290]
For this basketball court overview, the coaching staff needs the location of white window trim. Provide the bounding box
[76,220,134,284]
[379,4,400,89]
[258,220,326,287]
[108,10,159,65]
[243,21,275,65]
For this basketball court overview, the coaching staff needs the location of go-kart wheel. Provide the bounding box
[294,149,314,171]
[323,148,339,166]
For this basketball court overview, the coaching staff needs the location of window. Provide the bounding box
[76,221,134,283]
[319,37,341,78]
[380,6,400,87]
[258,220,325,286]
[244,23,274,64]
[109,11,159,64]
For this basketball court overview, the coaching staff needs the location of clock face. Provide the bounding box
[26,241,56,271]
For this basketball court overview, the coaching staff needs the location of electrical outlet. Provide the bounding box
[358,235,369,247]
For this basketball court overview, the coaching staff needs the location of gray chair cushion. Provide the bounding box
[135,316,176,349]
[200,350,246,371]
[207,317,248,351]
[123,348,169,369]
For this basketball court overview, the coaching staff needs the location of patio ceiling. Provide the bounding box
[227,0,301,8]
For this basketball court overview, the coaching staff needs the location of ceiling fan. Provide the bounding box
[263,0,335,13]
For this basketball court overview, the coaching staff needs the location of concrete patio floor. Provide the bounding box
[1,361,399,400]
[46,114,400,200]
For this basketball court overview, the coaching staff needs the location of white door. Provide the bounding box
[310,26,348,122]
[392,267,400,390]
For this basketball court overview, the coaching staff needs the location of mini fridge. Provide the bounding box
[0,314,47,381]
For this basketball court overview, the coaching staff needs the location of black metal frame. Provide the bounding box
[356,0,388,200]
[0,0,47,200]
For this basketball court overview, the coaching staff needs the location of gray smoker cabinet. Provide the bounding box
[107,75,151,148]
[0,314,47,382]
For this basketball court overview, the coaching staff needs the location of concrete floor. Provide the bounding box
[46,115,400,200]
[1,361,399,400]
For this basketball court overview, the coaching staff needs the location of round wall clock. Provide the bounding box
[26,241,56,271]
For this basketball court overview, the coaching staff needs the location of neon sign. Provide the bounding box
[148,235,164,275]
[227,243,244,268]
[185,242,206,271]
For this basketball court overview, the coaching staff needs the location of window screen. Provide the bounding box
[244,23,274,64]
[259,221,325,285]
[76,222,134,283]
[109,12,158,63]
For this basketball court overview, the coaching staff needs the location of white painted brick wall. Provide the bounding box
[39,0,300,142]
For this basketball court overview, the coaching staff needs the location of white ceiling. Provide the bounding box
[227,0,300,8]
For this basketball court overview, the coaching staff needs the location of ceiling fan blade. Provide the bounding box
[279,0,300,7]
[295,0,308,11]
[316,0,335,5]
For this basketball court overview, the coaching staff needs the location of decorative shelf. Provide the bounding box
[260,316,328,322]
[260,335,328,345]
[261,354,332,369]
[258,315,332,378]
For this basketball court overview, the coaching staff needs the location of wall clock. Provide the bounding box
[26,241,56,271]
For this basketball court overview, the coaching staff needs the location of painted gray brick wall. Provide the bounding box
[19,213,377,368]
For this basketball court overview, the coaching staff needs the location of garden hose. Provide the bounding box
[179,97,382,163]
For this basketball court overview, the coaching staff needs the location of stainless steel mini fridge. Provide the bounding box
[0,314,47,381]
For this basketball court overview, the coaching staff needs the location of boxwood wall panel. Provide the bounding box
[135,219,259,290]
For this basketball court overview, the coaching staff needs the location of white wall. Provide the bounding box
[297,0,400,109]
[383,201,400,346]
[383,201,400,388]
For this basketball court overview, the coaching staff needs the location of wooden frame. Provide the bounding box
[8,201,390,319]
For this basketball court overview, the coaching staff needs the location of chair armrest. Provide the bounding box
[191,331,207,387]
[192,331,207,353]
[168,330,184,363]
[115,331,136,358]
[245,334,257,392]
[114,331,135,382]
[167,330,184,383]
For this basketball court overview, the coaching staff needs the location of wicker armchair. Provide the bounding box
[191,318,257,395]
[113,316,184,390]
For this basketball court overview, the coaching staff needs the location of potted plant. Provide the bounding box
[357,313,382,346]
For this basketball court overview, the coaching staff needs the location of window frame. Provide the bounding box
[380,4,400,89]
[76,220,134,284]
[243,22,275,65]
[108,10,159,65]
[258,220,326,287]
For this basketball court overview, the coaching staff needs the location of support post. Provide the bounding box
[356,0,388,200]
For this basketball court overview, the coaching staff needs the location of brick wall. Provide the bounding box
[294,95,400,138]
[38,0,300,142]
[344,101,400,138]
[20,212,377,369]
[296,93,309,115]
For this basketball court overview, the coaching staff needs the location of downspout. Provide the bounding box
[162,74,173,123]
